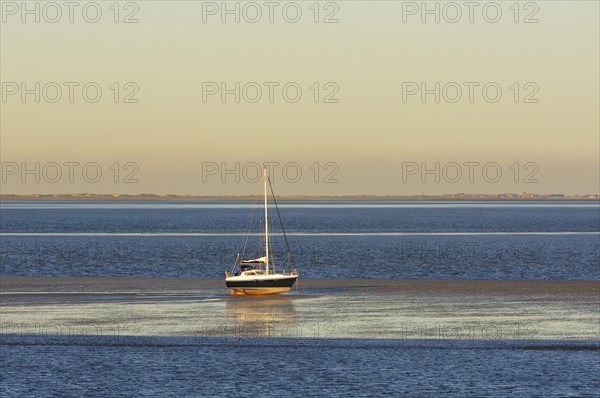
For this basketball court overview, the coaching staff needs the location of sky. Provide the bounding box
[1,1,598,195]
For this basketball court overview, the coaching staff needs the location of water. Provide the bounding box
[1,336,599,397]
[2,199,599,233]
[1,199,599,396]
[1,199,599,279]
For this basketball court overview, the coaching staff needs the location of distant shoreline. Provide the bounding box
[1,193,599,200]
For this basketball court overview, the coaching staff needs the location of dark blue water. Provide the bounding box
[1,335,599,397]
[2,199,599,233]
[2,200,599,397]
[1,199,599,279]
[1,234,599,279]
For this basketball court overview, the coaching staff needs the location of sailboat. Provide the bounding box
[225,167,299,295]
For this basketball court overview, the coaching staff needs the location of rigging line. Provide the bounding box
[269,218,276,273]
[237,204,253,272]
[241,201,255,255]
[239,183,261,267]
[231,191,257,273]
[268,176,295,267]
[257,218,265,266]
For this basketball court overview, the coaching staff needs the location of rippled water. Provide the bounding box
[1,199,598,279]
[2,199,599,233]
[1,336,599,397]
[1,199,599,396]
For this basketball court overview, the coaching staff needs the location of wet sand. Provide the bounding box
[2,276,598,295]
[1,277,598,341]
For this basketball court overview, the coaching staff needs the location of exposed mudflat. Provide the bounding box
[1,277,598,341]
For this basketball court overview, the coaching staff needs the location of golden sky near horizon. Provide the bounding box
[1,1,598,195]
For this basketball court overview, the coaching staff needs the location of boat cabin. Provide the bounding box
[233,264,265,277]
[241,269,265,276]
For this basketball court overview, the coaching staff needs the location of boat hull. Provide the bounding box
[226,275,298,295]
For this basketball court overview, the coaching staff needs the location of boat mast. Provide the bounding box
[264,167,269,274]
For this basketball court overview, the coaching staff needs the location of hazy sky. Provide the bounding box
[1,1,598,195]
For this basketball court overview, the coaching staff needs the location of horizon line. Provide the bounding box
[1,193,599,200]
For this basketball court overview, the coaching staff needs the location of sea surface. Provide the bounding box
[1,199,599,397]
[1,335,599,397]
[1,199,599,279]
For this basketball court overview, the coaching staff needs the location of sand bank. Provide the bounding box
[1,277,598,340]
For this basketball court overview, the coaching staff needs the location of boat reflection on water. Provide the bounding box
[225,295,298,338]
